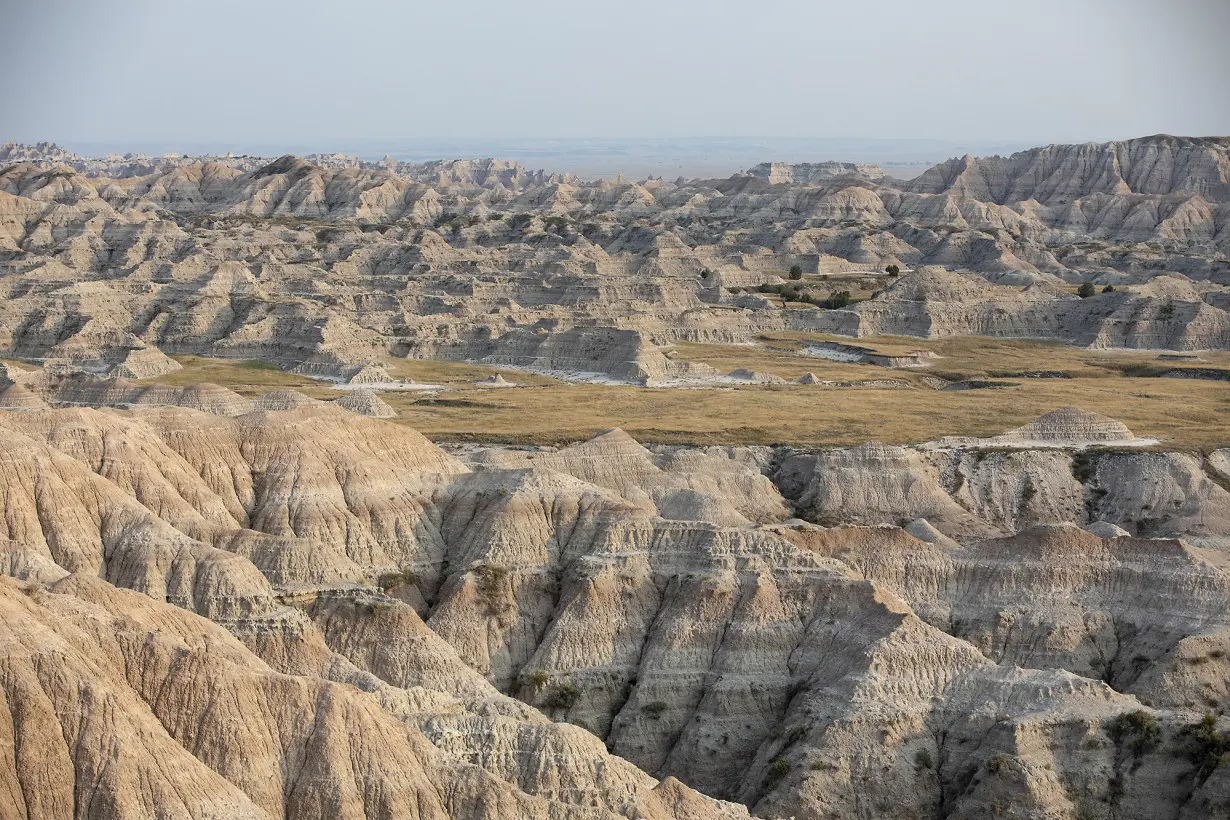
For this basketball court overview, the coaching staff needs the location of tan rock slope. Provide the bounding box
[2,402,1230,818]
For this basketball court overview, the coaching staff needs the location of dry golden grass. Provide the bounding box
[146,357,336,398]
[127,342,1229,451]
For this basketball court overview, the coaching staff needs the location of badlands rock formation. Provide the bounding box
[2,135,1229,384]
[3,134,1230,819]
[2,399,1230,819]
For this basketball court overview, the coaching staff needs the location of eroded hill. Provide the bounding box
[2,136,1229,388]
[3,400,1230,819]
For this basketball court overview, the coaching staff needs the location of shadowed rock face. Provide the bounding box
[3,404,1230,818]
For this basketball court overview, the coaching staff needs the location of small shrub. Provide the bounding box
[642,701,669,718]
[765,756,791,785]
[1109,710,1161,761]
[1183,713,1230,781]
[1077,282,1097,298]
[523,668,550,691]
[914,749,934,771]
[810,759,833,771]
[474,564,510,615]
[1102,284,1115,293]
[985,753,1012,774]
[1071,451,1097,484]
[885,264,901,276]
[377,567,418,592]
[544,680,580,711]
[700,268,711,279]
[788,264,803,280]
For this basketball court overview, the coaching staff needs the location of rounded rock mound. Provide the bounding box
[0,382,49,411]
[999,407,1135,443]
[251,389,320,411]
[335,389,396,418]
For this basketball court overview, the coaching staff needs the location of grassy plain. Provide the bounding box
[142,336,1230,451]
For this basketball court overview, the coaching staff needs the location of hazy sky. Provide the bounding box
[4,0,1229,151]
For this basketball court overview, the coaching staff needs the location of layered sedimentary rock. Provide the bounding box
[849,267,1230,349]
[2,403,1230,818]
[108,345,184,379]
[908,135,1230,204]
[2,135,1229,388]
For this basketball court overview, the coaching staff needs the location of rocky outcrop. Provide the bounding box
[747,161,891,184]
[335,388,397,418]
[3,405,1230,818]
[908,135,1230,204]
[997,406,1136,443]
[108,346,183,379]
[429,327,719,385]
[3,135,1229,384]
[849,267,1230,349]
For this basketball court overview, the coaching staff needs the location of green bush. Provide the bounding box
[1109,710,1161,760]
[822,290,852,309]
[523,668,550,690]
[1102,284,1115,293]
[788,264,803,280]
[544,680,580,710]
[914,749,934,770]
[765,756,791,784]
[1183,713,1230,782]
[1077,282,1097,298]
[885,264,901,276]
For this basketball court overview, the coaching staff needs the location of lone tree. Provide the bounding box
[1077,282,1097,298]
[788,264,803,280]
[1102,284,1116,293]
[885,264,901,276]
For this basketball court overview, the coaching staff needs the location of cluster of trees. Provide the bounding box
[755,283,852,308]
[1077,282,1116,298]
